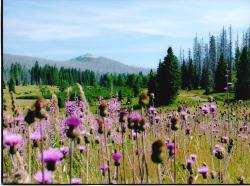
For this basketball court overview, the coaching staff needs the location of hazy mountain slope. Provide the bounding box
[3,53,149,74]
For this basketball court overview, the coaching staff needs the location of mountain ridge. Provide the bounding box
[3,53,150,74]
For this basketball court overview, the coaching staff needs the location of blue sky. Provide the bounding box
[3,0,250,68]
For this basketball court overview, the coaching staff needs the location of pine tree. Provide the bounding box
[8,78,16,93]
[181,60,188,89]
[147,69,157,94]
[156,47,181,105]
[235,47,250,100]
[215,53,227,92]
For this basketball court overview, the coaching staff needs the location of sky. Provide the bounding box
[3,0,250,68]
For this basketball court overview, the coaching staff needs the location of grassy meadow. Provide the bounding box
[2,85,250,184]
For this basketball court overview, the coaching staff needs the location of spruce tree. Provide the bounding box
[147,70,157,94]
[181,60,188,90]
[235,47,250,100]
[215,53,227,92]
[156,47,181,105]
[8,78,16,93]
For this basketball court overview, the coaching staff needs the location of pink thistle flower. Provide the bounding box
[198,166,209,179]
[60,147,69,157]
[4,133,22,147]
[34,169,52,184]
[78,145,87,153]
[65,116,80,128]
[155,115,160,123]
[201,106,209,114]
[190,154,197,161]
[130,112,141,124]
[30,132,41,141]
[209,104,217,113]
[100,163,109,175]
[39,148,63,171]
[112,150,122,162]
[71,178,82,184]
[149,106,156,113]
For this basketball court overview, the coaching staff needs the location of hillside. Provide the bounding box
[3,53,150,74]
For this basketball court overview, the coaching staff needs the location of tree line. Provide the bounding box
[148,26,250,105]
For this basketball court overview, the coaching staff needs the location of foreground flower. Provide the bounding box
[65,116,81,139]
[71,178,82,184]
[39,148,63,171]
[78,145,87,153]
[100,163,109,175]
[198,166,209,179]
[213,144,225,160]
[65,116,81,128]
[190,154,197,161]
[167,142,175,157]
[4,133,22,154]
[60,147,69,158]
[34,170,52,184]
[112,150,122,166]
[30,132,41,148]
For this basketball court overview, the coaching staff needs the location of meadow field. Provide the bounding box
[2,85,250,184]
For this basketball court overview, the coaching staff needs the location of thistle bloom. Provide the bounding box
[78,145,87,153]
[190,154,197,161]
[149,106,156,113]
[167,142,175,157]
[30,132,41,141]
[34,170,52,184]
[198,166,209,179]
[201,106,209,114]
[39,148,63,171]
[155,115,160,123]
[112,150,122,166]
[213,144,225,160]
[100,164,109,175]
[4,133,22,147]
[186,159,194,170]
[65,116,81,128]
[60,147,69,158]
[4,133,22,154]
[71,178,82,184]
[130,112,141,124]
[221,136,229,143]
[209,104,217,113]
[30,132,41,148]
[167,142,175,151]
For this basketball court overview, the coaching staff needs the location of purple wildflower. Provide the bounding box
[198,166,209,179]
[4,133,22,147]
[190,154,197,161]
[155,115,160,123]
[34,170,52,184]
[112,150,122,166]
[130,112,141,124]
[78,145,87,153]
[100,163,109,175]
[65,116,80,128]
[39,148,63,171]
[71,178,82,184]
[60,147,69,158]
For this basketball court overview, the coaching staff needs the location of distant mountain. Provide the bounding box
[3,53,149,74]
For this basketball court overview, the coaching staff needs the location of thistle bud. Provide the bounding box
[139,92,149,106]
[151,140,166,164]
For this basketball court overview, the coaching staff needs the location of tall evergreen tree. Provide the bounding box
[147,69,157,94]
[235,47,250,100]
[156,47,181,105]
[8,78,16,93]
[215,53,227,92]
[181,60,188,89]
[209,35,217,85]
